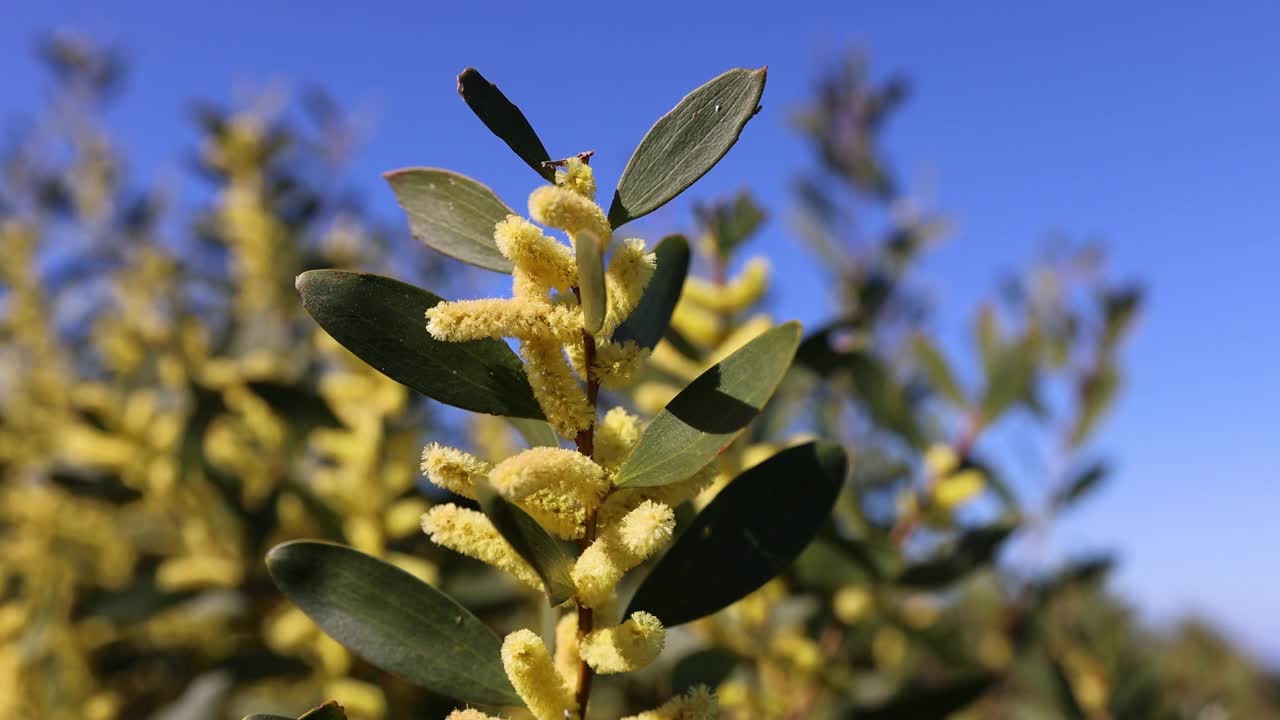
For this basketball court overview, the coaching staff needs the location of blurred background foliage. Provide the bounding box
[0,35,1276,720]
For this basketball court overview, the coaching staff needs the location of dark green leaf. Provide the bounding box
[912,334,967,407]
[846,352,921,445]
[979,332,1038,425]
[297,270,543,419]
[266,541,520,705]
[613,234,691,349]
[1056,461,1108,508]
[299,703,347,720]
[846,674,995,720]
[627,442,847,626]
[897,522,1016,589]
[608,68,767,228]
[456,67,554,181]
[976,305,1001,373]
[1102,285,1142,349]
[614,322,801,488]
[246,380,342,429]
[672,648,738,695]
[385,168,514,273]
[474,480,576,606]
[699,190,766,254]
[1069,364,1120,447]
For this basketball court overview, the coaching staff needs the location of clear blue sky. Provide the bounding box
[4,2,1277,662]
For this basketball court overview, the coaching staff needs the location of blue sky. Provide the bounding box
[4,2,1278,661]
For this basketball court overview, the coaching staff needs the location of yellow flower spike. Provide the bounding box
[446,710,506,720]
[426,298,582,344]
[518,487,587,540]
[555,156,597,199]
[324,677,387,719]
[599,462,716,529]
[924,443,960,477]
[554,612,581,686]
[519,338,594,438]
[501,628,578,720]
[633,380,682,416]
[580,611,666,674]
[420,504,543,591]
[594,406,644,471]
[669,300,721,347]
[493,215,578,293]
[833,585,874,625]
[618,500,675,557]
[594,340,651,389]
[421,443,491,499]
[681,257,771,313]
[528,184,612,251]
[154,554,243,592]
[602,238,657,336]
[620,685,718,720]
[574,502,675,609]
[385,497,432,539]
[931,468,985,510]
[705,313,774,366]
[489,447,608,507]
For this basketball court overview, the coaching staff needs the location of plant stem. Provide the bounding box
[573,328,600,718]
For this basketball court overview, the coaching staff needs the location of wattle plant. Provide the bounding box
[250,67,849,719]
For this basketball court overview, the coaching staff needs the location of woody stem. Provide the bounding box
[573,328,600,717]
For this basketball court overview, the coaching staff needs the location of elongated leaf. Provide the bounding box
[1069,363,1120,447]
[913,335,967,407]
[980,332,1038,425]
[1056,460,1108,508]
[896,522,1016,589]
[627,442,846,626]
[457,67,554,181]
[608,68,767,228]
[244,701,346,720]
[266,541,520,705]
[508,417,559,448]
[297,270,543,419]
[846,674,994,719]
[385,168,514,273]
[246,380,342,429]
[614,322,801,488]
[474,481,576,606]
[672,648,738,695]
[613,234,690,349]
[575,230,606,335]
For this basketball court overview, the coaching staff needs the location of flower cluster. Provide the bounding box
[420,161,719,719]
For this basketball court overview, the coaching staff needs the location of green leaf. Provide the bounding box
[1056,460,1108,509]
[976,305,1001,373]
[474,480,576,606]
[608,68,767,228]
[266,541,520,705]
[699,190,766,255]
[574,230,606,334]
[846,674,995,720]
[245,380,343,429]
[1102,285,1142,349]
[912,334,967,407]
[297,270,543,419]
[615,322,801,488]
[456,67,554,182]
[672,648,738,695]
[846,352,921,445]
[1069,364,1120,447]
[896,522,1016,589]
[508,417,560,448]
[627,442,847,626]
[612,234,691,349]
[385,168,514,273]
[979,331,1038,425]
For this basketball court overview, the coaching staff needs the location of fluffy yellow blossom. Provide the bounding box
[489,446,608,508]
[599,462,717,529]
[501,629,578,720]
[325,677,386,719]
[594,406,644,471]
[426,298,582,344]
[568,338,651,389]
[519,338,593,437]
[930,468,985,509]
[446,710,505,720]
[421,443,490,499]
[554,612,581,685]
[621,685,718,720]
[833,585,873,625]
[580,611,666,673]
[493,215,577,294]
[924,443,960,477]
[681,258,770,313]
[154,554,243,592]
[574,501,675,608]
[420,505,542,591]
[555,156,597,199]
[518,487,589,540]
[602,238,657,336]
[528,185,612,252]
[669,301,721,347]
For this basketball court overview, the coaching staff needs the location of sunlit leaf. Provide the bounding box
[297,270,543,419]
[613,234,691,349]
[266,541,521,705]
[913,334,967,407]
[508,417,559,448]
[608,68,767,228]
[575,229,606,335]
[627,442,846,625]
[474,480,576,606]
[614,322,801,488]
[979,332,1038,425]
[385,167,514,273]
[457,67,554,181]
